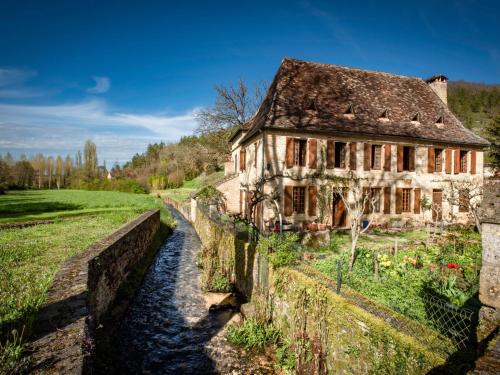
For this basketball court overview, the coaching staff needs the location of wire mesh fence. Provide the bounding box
[296,264,478,355]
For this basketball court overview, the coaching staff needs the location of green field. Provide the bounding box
[159,171,224,203]
[0,189,173,371]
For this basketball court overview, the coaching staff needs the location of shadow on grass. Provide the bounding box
[0,201,83,218]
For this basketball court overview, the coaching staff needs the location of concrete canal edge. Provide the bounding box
[26,208,171,374]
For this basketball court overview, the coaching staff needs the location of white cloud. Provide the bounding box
[0,68,41,98]
[87,76,110,94]
[0,99,199,163]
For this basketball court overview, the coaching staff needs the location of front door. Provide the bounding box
[432,190,443,221]
[332,193,347,227]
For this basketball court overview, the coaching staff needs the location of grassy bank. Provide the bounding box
[0,189,174,372]
[158,171,224,203]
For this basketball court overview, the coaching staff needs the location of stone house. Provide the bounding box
[216,58,489,230]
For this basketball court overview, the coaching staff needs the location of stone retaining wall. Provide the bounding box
[193,206,449,374]
[27,209,161,374]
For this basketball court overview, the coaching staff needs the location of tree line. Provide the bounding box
[0,140,144,194]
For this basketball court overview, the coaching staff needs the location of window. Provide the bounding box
[436,115,444,125]
[402,188,411,212]
[379,109,389,121]
[460,151,468,173]
[371,145,382,169]
[293,139,307,166]
[371,188,381,212]
[334,142,346,168]
[403,146,411,171]
[435,149,443,172]
[411,112,421,123]
[292,187,305,214]
[459,190,469,212]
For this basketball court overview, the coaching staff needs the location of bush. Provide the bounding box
[257,233,302,268]
[226,319,281,350]
[210,274,233,293]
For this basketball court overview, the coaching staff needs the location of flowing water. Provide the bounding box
[104,207,274,374]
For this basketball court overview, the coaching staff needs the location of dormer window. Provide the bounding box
[344,104,355,118]
[436,115,444,126]
[378,109,389,122]
[305,98,317,111]
[411,112,421,123]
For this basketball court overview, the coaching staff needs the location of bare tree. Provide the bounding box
[443,178,483,233]
[331,176,378,271]
[55,155,63,189]
[47,156,54,189]
[64,155,73,185]
[196,80,266,155]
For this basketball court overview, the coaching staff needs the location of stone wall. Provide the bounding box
[193,207,449,374]
[193,207,256,298]
[472,179,500,374]
[27,209,161,374]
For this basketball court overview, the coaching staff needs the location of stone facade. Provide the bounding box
[221,129,484,230]
[27,209,161,374]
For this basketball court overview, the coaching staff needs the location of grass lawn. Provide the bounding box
[159,171,224,203]
[0,189,174,371]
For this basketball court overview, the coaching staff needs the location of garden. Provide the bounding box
[257,225,482,334]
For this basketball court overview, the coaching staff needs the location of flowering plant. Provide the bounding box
[446,262,459,269]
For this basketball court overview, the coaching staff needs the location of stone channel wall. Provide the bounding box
[27,209,161,374]
[193,206,448,374]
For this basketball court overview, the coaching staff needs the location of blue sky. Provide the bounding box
[0,0,499,164]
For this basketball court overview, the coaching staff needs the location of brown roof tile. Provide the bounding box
[240,58,489,147]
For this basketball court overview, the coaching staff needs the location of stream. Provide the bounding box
[102,207,274,374]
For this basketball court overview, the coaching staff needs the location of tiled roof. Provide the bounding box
[239,58,489,147]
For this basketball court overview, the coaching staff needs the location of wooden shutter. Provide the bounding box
[364,143,371,171]
[240,148,246,171]
[395,188,403,214]
[454,149,460,174]
[428,147,435,173]
[363,187,370,214]
[286,137,294,168]
[409,147,415,171]
[326,140,334,168]
[308,185,317,216]
[445,149,452,174]
[397,145,403,172]
[383,187,391,214]
[414,188,421,214]
[349,142,357,170]
[384,144,391,171]
[308,139,317,169]
[284,186,293,216]
[470,150,476,174]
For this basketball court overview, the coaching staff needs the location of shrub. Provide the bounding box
[257,233,302,268]
[226,319,281,349]
[70,178,147,194]
[210,274,233,293]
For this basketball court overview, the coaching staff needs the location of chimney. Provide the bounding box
[425,75,448,105]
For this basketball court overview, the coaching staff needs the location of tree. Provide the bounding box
[196,80,266,155]
[84,140,98,178]
[47,156,54,189]
[330,175,378,271]
[13,160,34,188]
[64,155,73,185]
[31,154,46,189]
[485,115,500,170]
[443,178,483,233]
[55,155,63,189]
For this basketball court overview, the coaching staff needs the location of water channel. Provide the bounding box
[101,207,274,374]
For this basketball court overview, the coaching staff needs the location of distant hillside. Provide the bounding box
[448,80,500,134]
